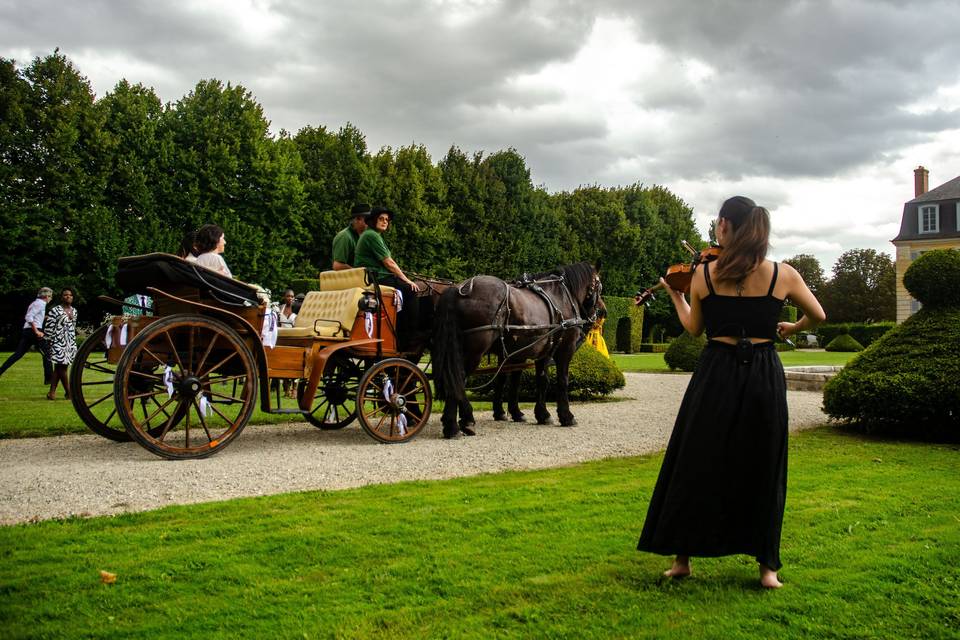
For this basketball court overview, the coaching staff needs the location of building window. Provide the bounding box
[918,204,939,233]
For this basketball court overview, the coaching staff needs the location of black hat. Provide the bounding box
[718,196,756,226]
[366,206,394,226]
[351,203,372,218]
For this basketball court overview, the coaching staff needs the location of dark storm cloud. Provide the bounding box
[2,0,957,191]
[600,0,960,181]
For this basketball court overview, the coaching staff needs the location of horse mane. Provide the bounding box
[524,261,595,297]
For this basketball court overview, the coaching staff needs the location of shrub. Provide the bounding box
[602,296,643,353]
[780,305,798,323]
[289,278,320,294]
[817,322,894,348]
[825,334,863,352]
[663,331,706,371]
[823,306,960,438]
[902,248,960,308]
[467,343,625,401]
[638,343,669,353]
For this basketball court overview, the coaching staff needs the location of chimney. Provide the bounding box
[914,165,929,197]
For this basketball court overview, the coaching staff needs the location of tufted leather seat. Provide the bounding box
[277,289,365,339]
[319,267,396,297]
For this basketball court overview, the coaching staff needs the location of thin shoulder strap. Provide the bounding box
[703,261,716,295]
[767,262,779,297]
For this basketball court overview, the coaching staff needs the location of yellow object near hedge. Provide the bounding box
[585,318,609,358]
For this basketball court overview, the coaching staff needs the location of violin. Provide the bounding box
[634,241,722,306]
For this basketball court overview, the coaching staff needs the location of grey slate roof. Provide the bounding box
[908,175,960,203]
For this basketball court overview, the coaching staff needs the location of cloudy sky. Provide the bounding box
[4,0,959,275]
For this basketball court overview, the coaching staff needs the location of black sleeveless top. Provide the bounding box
[701,261,785,340]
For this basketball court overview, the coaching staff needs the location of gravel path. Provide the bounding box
[0,373,827,525]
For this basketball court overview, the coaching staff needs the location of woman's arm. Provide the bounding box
[776,263,826,338]
[382,257,420,292]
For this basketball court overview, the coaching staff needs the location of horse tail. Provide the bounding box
[432,287,465,401]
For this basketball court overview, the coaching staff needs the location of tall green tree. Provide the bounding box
[163,79,305,291]
[293,123,375,272]
[370,144,460,278]
[0,51,111,299]
[821,249,896,322]
[783,254,826,298]
[98,80,173,257]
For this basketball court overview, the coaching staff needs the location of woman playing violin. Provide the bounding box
[636,196,825,589]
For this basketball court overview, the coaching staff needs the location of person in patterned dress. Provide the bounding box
[43,288,78,400]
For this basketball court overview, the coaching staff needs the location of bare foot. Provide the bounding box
[664,556,691,579]
[759,565,783,589]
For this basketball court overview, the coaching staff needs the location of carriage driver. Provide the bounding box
[354,206,422,348]
[330,203,370,271]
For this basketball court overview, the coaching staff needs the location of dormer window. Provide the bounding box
[918,204,939,233]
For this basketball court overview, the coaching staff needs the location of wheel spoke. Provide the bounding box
[86,391,114,409]
[81,379,114,386]
[199,351,237,378]
[191,398,214,442]
[164,329,184,373]
[127,388,169,401]
[141,395,178,426]
[195,333,218,374]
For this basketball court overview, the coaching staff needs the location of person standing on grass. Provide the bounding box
[0,287,54,384]
[42,288,78,400]
[636,196,825,589]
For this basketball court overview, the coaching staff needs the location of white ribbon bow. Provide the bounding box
[382,377,406,436]
[163,366,175,398]
[364,311,374,338]
[393,289,403,312]
[198,395,212,417]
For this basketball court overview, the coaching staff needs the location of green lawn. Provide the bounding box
[613,350,856,373]
[1,427,957,639]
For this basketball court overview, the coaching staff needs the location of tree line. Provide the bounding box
[0,50,894,337]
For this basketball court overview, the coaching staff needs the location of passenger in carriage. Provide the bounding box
[331,203,370,271]
[354,206,422,347]
[194,224,233,278]
[177,230,199,262]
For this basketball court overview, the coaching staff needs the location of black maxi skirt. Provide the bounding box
[637,341,788,570]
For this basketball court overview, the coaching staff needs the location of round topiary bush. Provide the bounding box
[825,333,863,352]
[823,306,960,439]
[902,248,960,308]
[663,331,706,371]
[467,342,625,401]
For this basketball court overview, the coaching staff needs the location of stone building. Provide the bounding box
[891,166,960,322]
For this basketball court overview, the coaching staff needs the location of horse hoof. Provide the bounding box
[442,430,460,439]
[559,419,577,427]
[537,417,553,425]
[459,419,475,429]
[461,426,476,436]
[511,414,526,423]
[493,413,508,422]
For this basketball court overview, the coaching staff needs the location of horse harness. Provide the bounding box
[458,272,600,364]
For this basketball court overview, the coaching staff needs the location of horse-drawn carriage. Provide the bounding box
[70,253,434,459]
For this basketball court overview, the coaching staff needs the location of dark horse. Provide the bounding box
[432,262,604,439]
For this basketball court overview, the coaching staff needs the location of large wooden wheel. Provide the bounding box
[69,323,168,442]
[298,355,363,430]
[356,358,431,443]
[114,314,258,460]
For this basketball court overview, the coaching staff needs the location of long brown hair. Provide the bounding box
[712,197,770,284]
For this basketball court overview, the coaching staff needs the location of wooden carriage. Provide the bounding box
[69,253,432,459]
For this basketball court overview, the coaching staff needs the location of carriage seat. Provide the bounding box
[319,267,396,297]
[277,289,365,339]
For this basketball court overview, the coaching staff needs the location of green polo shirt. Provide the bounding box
[354,229,392,279]
[331,226,359,266]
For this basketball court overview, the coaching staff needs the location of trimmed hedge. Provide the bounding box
[823,305,960,438]
[467,342,625,401]
[639,343,670,353]
[602,296,644,353]
[825,334,863,352]
[816,322,895,348]
[780,305,798,323]
[289,278,321,294]
[902,248,960,308]
[663,331,706,371]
